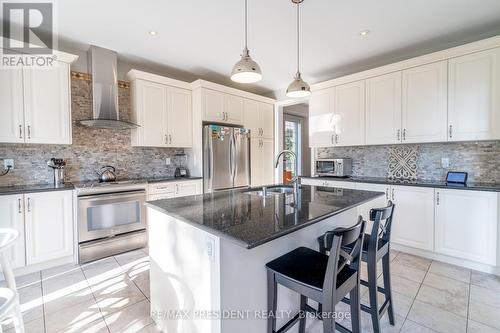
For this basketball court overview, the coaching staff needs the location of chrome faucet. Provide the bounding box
[274,149,299,194]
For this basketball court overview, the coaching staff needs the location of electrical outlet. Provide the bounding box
[165,157,171,166]
[3,159,14,169]
[441,157,450,169]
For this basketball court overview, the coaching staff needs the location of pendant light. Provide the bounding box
[231,0,262,83]
[286,0,310,98]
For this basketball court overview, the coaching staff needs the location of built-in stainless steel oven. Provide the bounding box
[75,181,147,263]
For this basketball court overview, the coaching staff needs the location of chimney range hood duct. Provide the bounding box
[79,45,139,129]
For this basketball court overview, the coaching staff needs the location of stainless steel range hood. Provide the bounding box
[79,45,139,129]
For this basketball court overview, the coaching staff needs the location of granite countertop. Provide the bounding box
[145,185,383,249]
[301,176,500,192]
[0,176,203,195]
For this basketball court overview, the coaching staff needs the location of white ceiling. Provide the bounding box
[52,0,500,97]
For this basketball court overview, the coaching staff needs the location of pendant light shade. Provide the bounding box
[231,0,262,83]
[286,0,310,98]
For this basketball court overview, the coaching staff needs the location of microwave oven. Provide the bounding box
[315,158,352,177]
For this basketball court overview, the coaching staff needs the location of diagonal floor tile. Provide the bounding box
[104,299,153,333]
[471,270,500,292]
[469,300,500,330]
[400,319,440,333]
[377,274,421,299]
[428,261,470,283]
[416,284,468,317]
[407,300,466,333]
[391,262,427,283]
[467,319,500,333]
[422,272,469,296]
[470,284,500,309]
[394,253,431,272]
[44,297,103,333]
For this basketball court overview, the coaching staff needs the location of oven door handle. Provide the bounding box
[78,189,146,201]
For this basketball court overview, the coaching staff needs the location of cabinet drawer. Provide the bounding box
[148,183,175,194]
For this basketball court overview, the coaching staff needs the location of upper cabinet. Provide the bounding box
[309,87,335,147]
[0,56,76,144]
[128,70,192,148]
[334,80,365,146]
[402,61,448,143]
[448,48,500,141]
[202,89,244,124]
[243,99,274,139]
[365,72,402,145]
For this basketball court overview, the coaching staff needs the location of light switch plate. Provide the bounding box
[165,157,171,166]
[3,159,14,169]
[441,157,450,169]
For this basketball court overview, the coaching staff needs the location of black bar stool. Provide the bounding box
[266,218,366,333]
[318,201,396,333]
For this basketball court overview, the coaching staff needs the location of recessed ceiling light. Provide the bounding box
[149,31,158,36]
[359,30,370,37]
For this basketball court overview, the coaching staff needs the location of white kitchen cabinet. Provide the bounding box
[309,88,335,147]
[0,68,24,143]
[334,80,365,146]
[244,100,274,139]
[167,87,192,147]
[24,191,74,265]
[300,178,324,187]
[435,189,497,265]
[402,61,448,143]
[148,180,202,200]
[391,185,435,251]
[23,62,72,144]
[175,180,202,197]
[130,77,192,148]
[365,72,402,145]
[202,89,244,125]
[355,183,389,232]
[448,47,500,141]
[0,194,26,269]
[250,138,274,187]
[224,94,244,124]
[300,178,356,189]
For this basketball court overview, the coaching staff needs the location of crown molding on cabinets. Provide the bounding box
[126,69,192,90]
[311,35,500,91]
[190,79,276,104]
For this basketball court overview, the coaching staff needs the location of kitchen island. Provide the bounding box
[146,185,383,333]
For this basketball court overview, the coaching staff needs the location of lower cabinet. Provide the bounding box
[175,181,202,197]
[148,179,203,200]
[300,178,356,189]
[24,191,74,265]
[390,186,435,252]
[435,189,497,265]
[0,190,74,270]
[355,183,389,234]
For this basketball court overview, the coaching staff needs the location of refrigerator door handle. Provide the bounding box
[229,134,234,181]
[207,130,214,191]
[232,133,238,181]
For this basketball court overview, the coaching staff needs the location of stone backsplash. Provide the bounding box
[316,141,500,183]
[0,78,185,187]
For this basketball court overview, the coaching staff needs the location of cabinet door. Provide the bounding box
[300,178,325,187]
[133,80,168,146]
[167,87,192,147]
[203,89,225,122]
[259,103,274,139]
[435,189,497,265]
[23,61,72,144]
[365,72,402,145]
[224,94,244,124]
[323,180,356,189]
[334,80,365,146]
[402,61,448,143]
[391,186,435,251]
[149,193,175,201]
[260,138,275,186]
[175,180,202,197]
[355,183,389,232]
[309,88,335,147]
[25,191,73,265]
[243,99,260,138]
[0,194,26,269]
[0,68,25,143]
[448,48,500,141]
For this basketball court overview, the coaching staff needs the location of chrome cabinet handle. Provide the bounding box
[436,192,440,205]
[403,129,406,141]
[27,197,31,212]
[397,129,401,141]
[449,125,453,138]
[19,125,23,139]
[165,134,168,144]
[385,188,389,200]
[391,188,395,201]
[175,184,179,194]
[27,125,31,139]
[169,134,172,144]
[335,134,339,144]
[18,198,22,213]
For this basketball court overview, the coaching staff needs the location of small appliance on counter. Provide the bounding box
[446,171,468,186]
[315,158,352,177]
[47,158,66,185]
[174,153,190,178]
[96,165,117,182]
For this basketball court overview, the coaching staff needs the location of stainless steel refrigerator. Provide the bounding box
[203,124,250,192]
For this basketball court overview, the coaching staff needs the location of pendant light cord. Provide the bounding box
[296,2,300,74]
[244,0,248,49]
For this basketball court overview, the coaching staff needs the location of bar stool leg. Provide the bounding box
[321,301,335,333]
[382,253,395,325]
[267,271,277,333]
[367,257,381,333]
[349,284,361,333]
[298,295,307,333]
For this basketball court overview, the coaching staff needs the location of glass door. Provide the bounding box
[283,114,303,183]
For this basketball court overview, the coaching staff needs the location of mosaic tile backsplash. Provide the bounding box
[316,141,500,183]
[0,78,185,187]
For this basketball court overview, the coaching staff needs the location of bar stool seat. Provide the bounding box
[266,247,358,292]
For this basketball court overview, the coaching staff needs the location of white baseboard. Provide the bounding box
[1,255,76,281]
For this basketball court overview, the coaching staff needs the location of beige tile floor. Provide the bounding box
[2,248,500,333]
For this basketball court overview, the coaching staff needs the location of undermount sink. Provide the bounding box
[245,186,295,197]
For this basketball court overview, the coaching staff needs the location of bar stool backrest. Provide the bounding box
[0,228,20,290]
[368,201,395,254]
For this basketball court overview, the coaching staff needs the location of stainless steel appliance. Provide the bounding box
[315,158,352,177]
[96,165,117,182]
[75,180,147,263]
[47,158,66,185]
[203,124,250,192]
